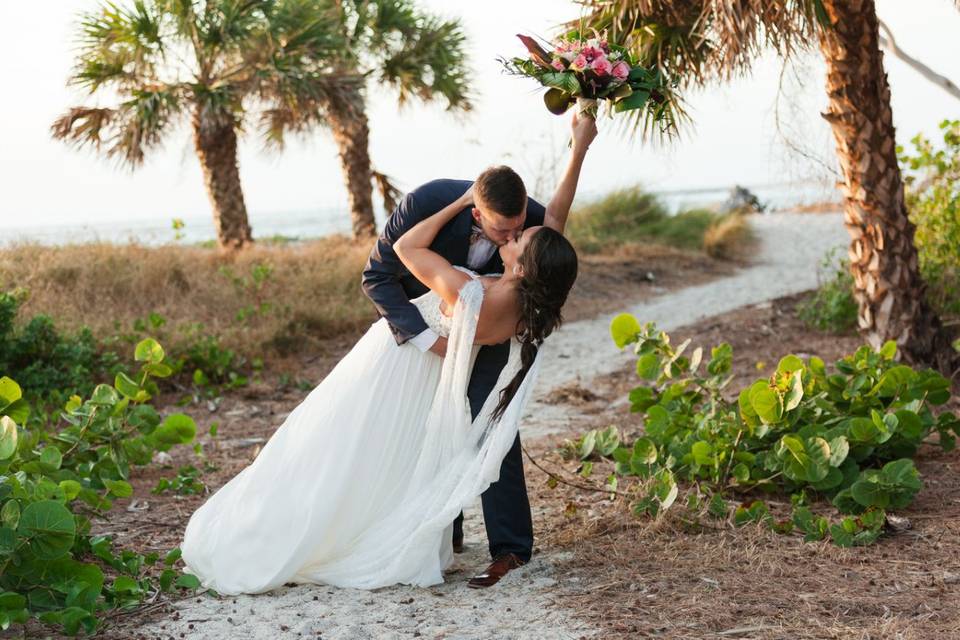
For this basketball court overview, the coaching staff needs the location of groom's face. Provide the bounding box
[471,196,527,246]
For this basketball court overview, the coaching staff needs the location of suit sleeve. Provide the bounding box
[361,189,432,345]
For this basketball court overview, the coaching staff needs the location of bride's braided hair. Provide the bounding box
[491,227,578,422]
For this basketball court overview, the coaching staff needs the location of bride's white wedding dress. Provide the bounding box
[180,269,540,594]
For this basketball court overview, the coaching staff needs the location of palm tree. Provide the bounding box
[52,0,356,251]
[264,0,472,240]
[576,0,958,373]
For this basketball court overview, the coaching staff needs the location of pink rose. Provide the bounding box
[611,61,630,81]
[551,58,565,71]
[591,56,612,76]
[570,54,588,72]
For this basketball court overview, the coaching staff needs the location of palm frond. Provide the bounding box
[257,73,365,150]
[72,0,168,92]
[52,87,184,168]
[378,14,473,111]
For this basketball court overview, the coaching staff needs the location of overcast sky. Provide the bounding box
[0,0,957,228]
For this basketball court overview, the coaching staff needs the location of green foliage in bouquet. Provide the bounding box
[0,338,201,634]
[500,31,676,129]
[567,314,957,547]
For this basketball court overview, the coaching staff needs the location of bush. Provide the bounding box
[798,247,858,333]
[899,119,960,318]
[703,212,752,259]
[0,339,201,634]
[566,186,750,256]
[0,290,120,410]
[567,314,958,547]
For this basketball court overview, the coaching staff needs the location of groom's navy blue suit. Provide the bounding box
[361,178,542,564]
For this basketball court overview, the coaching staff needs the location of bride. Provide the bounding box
[180,114,597,595]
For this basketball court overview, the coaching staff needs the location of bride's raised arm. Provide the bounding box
[394,188,474,309]
[544,113,598,234]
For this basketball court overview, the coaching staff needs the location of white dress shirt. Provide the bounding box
[408,225,496,352]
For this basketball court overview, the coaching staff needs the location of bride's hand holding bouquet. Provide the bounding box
[500,30,674,127]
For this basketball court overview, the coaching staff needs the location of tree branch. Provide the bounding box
[878,19,960,102]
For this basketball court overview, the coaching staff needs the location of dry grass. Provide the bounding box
[704,212,755,260]
[0,237,376,369]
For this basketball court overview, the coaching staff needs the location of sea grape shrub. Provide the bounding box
[0,338,199,634]
[576,313,959,545]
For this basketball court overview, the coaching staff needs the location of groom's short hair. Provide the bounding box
[474,166,526,218]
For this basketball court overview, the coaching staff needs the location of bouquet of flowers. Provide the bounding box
[501,31,671,123]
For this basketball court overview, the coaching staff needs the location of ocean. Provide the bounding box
[0,181,839,247]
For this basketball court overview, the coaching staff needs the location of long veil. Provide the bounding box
[297,277,541,588]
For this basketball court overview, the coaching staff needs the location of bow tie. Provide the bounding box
[469,226,489,244]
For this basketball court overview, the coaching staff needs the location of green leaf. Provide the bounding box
[879,340,897,359]
[776,355,805,374]
[732,463,750,484]
[135,338,165,364]
[749,383,782,424]
[112,576,140,594]
[632,438,657,465]
[164,547,182,566]
[0,377,23,409]
[578,430,597,460]
[159,569,177,592]
[828,436,850,467]
[144,362,174,378]
[151,414,197,446]
[39,446,63,471]
[653,469,678,511]
[174,573,201,590]
[613,89,650,112]
[783,370,804,412]
[89,384,119,406]
[0,416,17,460]
[850,478,889,508]
[17,500,76,560]
[880,459,921,490]
[691,441,713,466]
[540,71,580,96]
[1,500,20,530]
[104,480,133,498]
[848,417,880,443]
[636,353,660,380]
[114,372,143,399]
[59,480,82,501]
[610,314,641,348]
[595,426,621,457]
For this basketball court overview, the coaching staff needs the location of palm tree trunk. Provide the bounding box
[326,86,377,240]
[817,0,957,374]
[192,109,253,251]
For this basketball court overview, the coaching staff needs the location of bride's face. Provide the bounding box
[499,226,542,273]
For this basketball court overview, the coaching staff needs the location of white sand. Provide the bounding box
[141,211,846,640]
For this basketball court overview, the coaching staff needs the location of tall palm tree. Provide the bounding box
[52,0,357,251]
[577,0,958,373]
[264,0,472,240]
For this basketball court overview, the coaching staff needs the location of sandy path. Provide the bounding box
[142,212,846,640]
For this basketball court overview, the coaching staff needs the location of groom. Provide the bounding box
[362,165,544,588]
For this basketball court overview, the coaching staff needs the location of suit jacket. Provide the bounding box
[362,178,546,346]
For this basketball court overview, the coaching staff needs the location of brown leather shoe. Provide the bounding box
[467,553,525,589]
